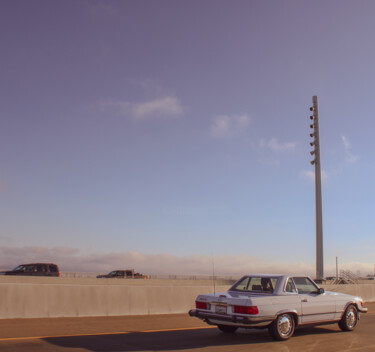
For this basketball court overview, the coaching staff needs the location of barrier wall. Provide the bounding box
[0,277,373,319]
[0,277,231,319]
[322,283,375,303]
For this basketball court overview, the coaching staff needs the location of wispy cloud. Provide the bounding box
[341,135,358,164]
[260,138,296,152]
[99,96,184,119]
[0,246,310,276]
[133,96,183,118]
[210,114,251,137]
[301,169,328,183]
[0,246,373,277]
[0,235,12,244]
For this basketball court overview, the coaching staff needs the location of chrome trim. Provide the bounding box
[189,309,275,326]
[278,314,294,336]
[276,309,298,316]
[346,308,356,328]
[298,319,340,326]
[301,311,336,317]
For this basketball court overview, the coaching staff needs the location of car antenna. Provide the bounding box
[212,256,216,296]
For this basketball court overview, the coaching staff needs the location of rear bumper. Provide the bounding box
[189,309,275,327]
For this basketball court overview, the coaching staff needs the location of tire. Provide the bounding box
[338,304,358,331]
[268,313,295,341]
[217,324,238,333]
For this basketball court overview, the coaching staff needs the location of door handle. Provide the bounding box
[301,299,308,302]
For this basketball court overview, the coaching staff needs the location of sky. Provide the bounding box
[0,0,374,276]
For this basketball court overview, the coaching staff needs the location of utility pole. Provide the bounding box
[309,96,324,281]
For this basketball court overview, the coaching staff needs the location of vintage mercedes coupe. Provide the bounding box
[189,274,368,340]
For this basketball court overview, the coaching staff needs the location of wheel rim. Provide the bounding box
[346,308,357,328]
[278,314,293,336]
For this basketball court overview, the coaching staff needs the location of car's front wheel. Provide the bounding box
[217,324,238,333]
[338,304,358,331]
[268,313,295,341]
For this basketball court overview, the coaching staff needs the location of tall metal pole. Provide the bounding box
[309,96,324,281]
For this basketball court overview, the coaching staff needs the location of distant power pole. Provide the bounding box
[309,96,324,281]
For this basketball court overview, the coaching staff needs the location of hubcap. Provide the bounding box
[346,309,356,327]
[278,315,293,336]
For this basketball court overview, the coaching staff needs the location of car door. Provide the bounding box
[293,277,336,323]
[36,264,46,276]
[116,271,125,278]
[25,264,37,276]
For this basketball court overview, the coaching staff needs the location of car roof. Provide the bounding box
[19,263,58,266]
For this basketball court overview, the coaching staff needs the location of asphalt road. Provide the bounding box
[0,303,374,352]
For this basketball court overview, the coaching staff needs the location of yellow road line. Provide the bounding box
[0,326,214,342]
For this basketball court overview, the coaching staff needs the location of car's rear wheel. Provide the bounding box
[268,313,295,341]
[217,324,238,333]
[338,304,358,331]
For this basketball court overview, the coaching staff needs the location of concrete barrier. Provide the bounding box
[0,276,231,319]
[0,277,373,319]
[322,283,375,303]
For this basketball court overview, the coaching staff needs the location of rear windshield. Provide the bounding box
[230,276,279,293]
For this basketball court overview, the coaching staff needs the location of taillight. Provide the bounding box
[360,301,365,307]
[196,301,208,310]
[58,272,60,277]
[234,305,258,315]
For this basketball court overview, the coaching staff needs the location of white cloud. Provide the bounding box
[210,114,251,137]
[260,138,296,152]
[99,96,184,119]
[301,170,328,182]
[132,96,183,118]
[341,135,358,164]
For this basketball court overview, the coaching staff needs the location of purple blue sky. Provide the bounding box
[1,0,374,276]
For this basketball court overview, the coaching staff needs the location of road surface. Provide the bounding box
[0,302,374,351]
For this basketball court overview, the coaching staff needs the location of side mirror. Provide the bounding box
[317,288,325,294]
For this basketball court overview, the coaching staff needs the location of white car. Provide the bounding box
[189,274,368,340]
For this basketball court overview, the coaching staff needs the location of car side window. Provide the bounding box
[25,265,36,272]
[285,278,297,293]
[49,265,57,272]
[230,276,278,293]
[293,277,318,294]
[36,265,45,272]
[233,277,250,291]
